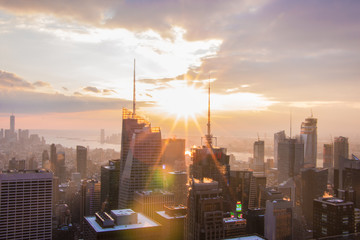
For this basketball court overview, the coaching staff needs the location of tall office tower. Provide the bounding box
[161,138,186,172]
[118,109,163,209]
[277,138,304,184]
[190,80,231,210]
[10,114,15,133]
[165,171,188,205]
[134,190,174,219]
[264,199,292,240]
[101,159,120,211]
[334,136,349,192]
[313,197,354,238]
[56,152,66,183]
[81,179,101,221]
[323,143,333,168]
[186,179,224,240]
[300,168,328,227]
[229,170,253,212]
[274,130,286,167]
[42,150,50,169]
[253,140,265,172]
[300,116,317,167]
[0,170,53,240]
[248,173,267,209]
[100,129,105,144]
[84,209,161,240]
[334,136,349,169]
[155,205,187,240]
[50,143,57,173]
[335,157,360,207]
[76,145,87,179]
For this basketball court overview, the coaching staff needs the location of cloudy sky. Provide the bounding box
[1,0,360,139]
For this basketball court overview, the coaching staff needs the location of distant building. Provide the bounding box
[76,145,87,179]
[134,189,174,219]
[10,114,15,133]
[101,159,120,211]
[300,116,317,168]
[323,144,333,169]
[81,179,101,227]
[313,197,354,238]
[264,199,292,240]
[229,170,252,212]
[155,205,187,240]
[100,129,105,144]
[334,136,349,170]
[0,170,53,240]
[253,140,265,172]
[50,144,57,174]
[300,168,328,227]
[42,150,50,169]
[56,152,66,183]
[161,138,186,172]
[277,138,304,184]
[274,131,286,167]
[186,179,224,240]
[84,209,161,240]
[248,173,266,209]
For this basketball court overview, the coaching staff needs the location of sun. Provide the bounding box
[153,81,207,119]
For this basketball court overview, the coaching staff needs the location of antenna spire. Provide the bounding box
[133,59,136,117]
[206,74,212,146]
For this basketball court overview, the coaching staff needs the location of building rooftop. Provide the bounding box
[156,210,186,220]
[85,212,160,233]
[223,217,246,224]
[316,197,353,206]
[224,235,266,240]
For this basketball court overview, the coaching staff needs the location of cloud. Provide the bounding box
[0,70,33,89]
[62,87,68,91]
[0,89,130,114]
[83,86,100,93]
[102,89,116,95]
[33,80,51,88]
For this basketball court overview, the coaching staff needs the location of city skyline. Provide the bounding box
[1,1,360,139]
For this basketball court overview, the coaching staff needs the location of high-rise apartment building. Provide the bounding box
[300,116,317,167]
[274,130,286,167]
[253,140,265,172]
[313,197,354,238]
[186,179,224,240]
[118,109,163,209]
[76,145,87,179]
[264,199,292,240]
[0,170,53,240]
[101,159,120,211]
[277,138,304,183]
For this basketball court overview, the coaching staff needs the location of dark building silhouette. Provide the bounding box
[50,144,57,174]
[76,145,87,179]
[246,208,265,236]
[334,136,349,193]
[155,205,187,240]
[101,159,120,211]
[165,171,188,206]
[229,170,252,212]
[300,168,328,227]
[264,199,292,240]
[277,138,304,184]
[253,140,265,172]
[323,144,333,169]
[134,190,174,219]
[186,179,224,240]
[313,197,354,238]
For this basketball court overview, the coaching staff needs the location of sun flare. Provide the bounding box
[153,81,207,119]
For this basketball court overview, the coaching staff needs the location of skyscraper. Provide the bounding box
[76,145,87,179]
[253,140,265,172]
[277,138,304,183]
[161,138,186,172]
[186,179,224,240]
[0,170,53,240]
[190,79,231,210]
[300,116,317,167]
[118,109,163,209]
[50,144,57,174]
[101,159,120,211]
[323,143,333,169]
[334,136,349,170]
[10,114,15,133]
[274,130,286,167]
